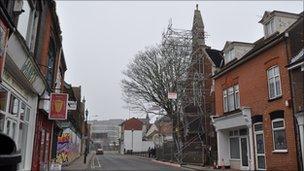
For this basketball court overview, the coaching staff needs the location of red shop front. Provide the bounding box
[31,110,54,171]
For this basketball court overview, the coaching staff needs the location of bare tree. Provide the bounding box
[121,36,191,118]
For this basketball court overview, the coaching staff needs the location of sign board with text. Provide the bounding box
[167,92,177,100]
[49,93,68,120]
[68,101,77,110]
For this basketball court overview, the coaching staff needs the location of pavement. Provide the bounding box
[61,152,95,171]
[89,151,191,170]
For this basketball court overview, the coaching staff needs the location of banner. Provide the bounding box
[49,93,68,120]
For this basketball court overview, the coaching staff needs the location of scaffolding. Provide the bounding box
[162,20,211,165]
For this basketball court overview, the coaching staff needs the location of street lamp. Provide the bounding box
[84,109,89,163]
[131,129,134,154]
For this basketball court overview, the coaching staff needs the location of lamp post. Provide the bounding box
[83,109,89,163]
[131,129,134,154]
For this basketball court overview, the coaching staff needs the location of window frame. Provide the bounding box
[267,66,282,100]
[223,84,240,113]
[265,19,274,37]
[271,118,287,152]
[224,48,235,64]
[223,90,228,113]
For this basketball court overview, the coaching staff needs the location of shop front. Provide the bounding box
[211,107,255,170]
[0,31,46,170]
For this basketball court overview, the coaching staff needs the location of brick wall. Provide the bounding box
[214,41,298,170]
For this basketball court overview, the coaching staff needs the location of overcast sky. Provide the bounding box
[56,1,303,121]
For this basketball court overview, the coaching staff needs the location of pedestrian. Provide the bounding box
[152,147,156,158]
[148,147,151,158]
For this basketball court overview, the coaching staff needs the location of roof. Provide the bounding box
[205,48,224,68]
[222,41,254,51]
[213,31,283,78]
[72,86,81,101]
[259,10,300,24]
[121,117,143,130]
[64,82,76,100]
[288,48,304,69]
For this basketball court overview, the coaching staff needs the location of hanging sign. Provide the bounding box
[49,93,68,120]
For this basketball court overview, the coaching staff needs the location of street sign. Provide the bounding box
[167,92,177,99]
[68,101,77,110]
[49,93,68,120]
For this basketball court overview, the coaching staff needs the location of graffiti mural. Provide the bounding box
[56,129,81,164]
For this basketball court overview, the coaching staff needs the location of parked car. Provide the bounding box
[96,148,103,155]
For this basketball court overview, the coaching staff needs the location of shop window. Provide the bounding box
[20,103,25,120]
[18,122,28,169]
[272,118,287,151]
[0,86,8,111]
[0,113,5,132]
[9,95,20,117]
[229,137,240,159]
[239,128,248,136]
[267,66,282,99]
[25,107,30,122]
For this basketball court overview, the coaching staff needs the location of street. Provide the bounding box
[89,152,189,171]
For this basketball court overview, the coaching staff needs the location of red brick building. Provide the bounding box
[32,1,67,170]
[211,11,302,170]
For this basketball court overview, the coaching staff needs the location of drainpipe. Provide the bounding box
[284,35,303,171]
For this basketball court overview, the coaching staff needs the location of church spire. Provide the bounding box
[192,4,205,48]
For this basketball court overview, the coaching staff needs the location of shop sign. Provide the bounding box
[49,93,68,120]
[167,92,177,99]
[67,101,77,110]
[21,58,39,84]
[0,18,9,81]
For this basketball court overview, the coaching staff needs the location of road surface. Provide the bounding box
[90,152,190,170]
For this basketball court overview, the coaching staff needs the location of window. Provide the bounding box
[223,90,228,112]
[265,19,274,37]
[0,113,4,132]
[224,49,235,64]
[20,103,25,121]
[230,137,240,159]
[0,86,8,111]
[228,87,235,111]
[267,66,282,99]
[16,0,32,39]
[272,119,287,151]
[234,85,240,109]
[9,95,20,117]
[46,40,56,87]
[223,84,240,112]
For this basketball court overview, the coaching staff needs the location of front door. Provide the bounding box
[240,137,249,169]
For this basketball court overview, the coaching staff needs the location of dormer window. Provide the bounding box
[224,49,235,64]
[265,19,274,37]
